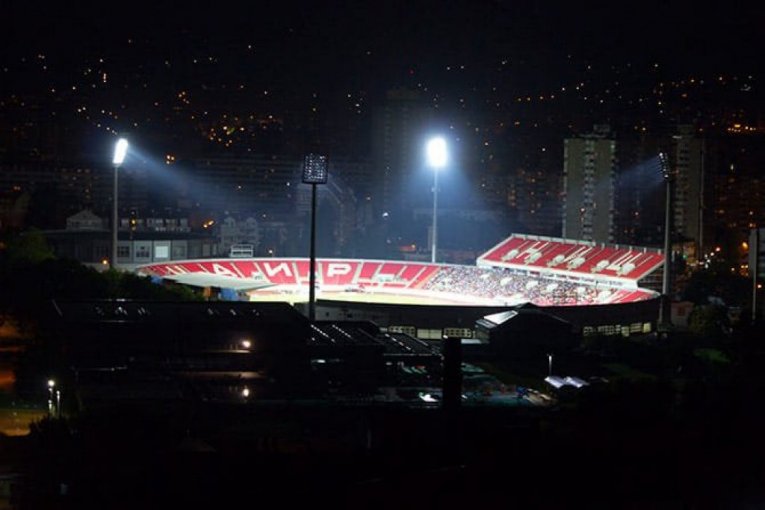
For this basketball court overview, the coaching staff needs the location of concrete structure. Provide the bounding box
[42,210,219,269]
[671,125,704,252]
[562,125,616,243]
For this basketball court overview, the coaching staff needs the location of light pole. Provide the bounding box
[658,152,673,333]
[111,138,129,270]
[302,153,328,322]
[426,137,448,263]
[752,228,760,325]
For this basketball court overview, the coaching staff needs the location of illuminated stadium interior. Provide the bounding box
[137,235,663,307]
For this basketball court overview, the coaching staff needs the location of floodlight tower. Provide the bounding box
[658,152,673,332]
[111,138,129,270]
[426,137,448,263]
[302,153,329,322]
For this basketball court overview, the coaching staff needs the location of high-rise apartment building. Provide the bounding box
[706,129,765,258]
[671,125,705,250]
[562,125,616,243]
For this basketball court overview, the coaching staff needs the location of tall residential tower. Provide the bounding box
[562,125,616,243]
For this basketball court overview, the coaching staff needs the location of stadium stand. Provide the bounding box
[139,256,658,307]
[478,234,664,281]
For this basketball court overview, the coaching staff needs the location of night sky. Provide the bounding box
[6,1,763,94]
[2,0,764,168]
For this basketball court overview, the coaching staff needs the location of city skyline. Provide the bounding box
[3,7,765,506]
[4,2,762,150]
[2,2,764,261]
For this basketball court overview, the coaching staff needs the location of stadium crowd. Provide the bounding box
[422,265,608,306]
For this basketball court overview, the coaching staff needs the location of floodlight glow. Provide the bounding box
[426,137,448,169]
[113,138,129,166]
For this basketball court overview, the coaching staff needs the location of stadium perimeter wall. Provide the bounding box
[309,297,661,337]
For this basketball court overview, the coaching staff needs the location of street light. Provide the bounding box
[111,138,129,270]
[426,137,448,263]
[547,353,553,376]
[47,379,55,416]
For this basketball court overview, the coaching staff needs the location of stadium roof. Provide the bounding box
[476,306,571,332]
[544,376,589,389]
[481,310,518,326]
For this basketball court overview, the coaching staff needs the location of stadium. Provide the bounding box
[137,233,665,336]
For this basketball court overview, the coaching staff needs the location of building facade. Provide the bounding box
[562,125,616,243]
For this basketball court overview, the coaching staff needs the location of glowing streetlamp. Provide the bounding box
[111,138,129,270]
[47,379,55,415]
[547,353,553,376]
[426,137,448,263]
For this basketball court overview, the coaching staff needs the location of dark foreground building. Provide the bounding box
[11,300,765,509]
[52,300,314,404]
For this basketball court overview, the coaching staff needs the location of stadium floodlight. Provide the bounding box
[111,137,129,270]
[113,138,129,166]
[302,153,329,184]
[426,137,448,169]
[303,153,329,322]
[426,137,448,263]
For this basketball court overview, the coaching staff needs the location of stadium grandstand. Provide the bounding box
[478,233,664,285]
[136,234,662,308]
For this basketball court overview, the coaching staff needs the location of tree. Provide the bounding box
[3,229,54,266]
[681,267,750,308]
[687,305,730,339]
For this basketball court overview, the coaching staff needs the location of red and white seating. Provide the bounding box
[478,234,664,282]
[139,254,659,307]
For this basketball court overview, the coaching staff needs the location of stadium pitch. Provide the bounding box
[245,289,494,306]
